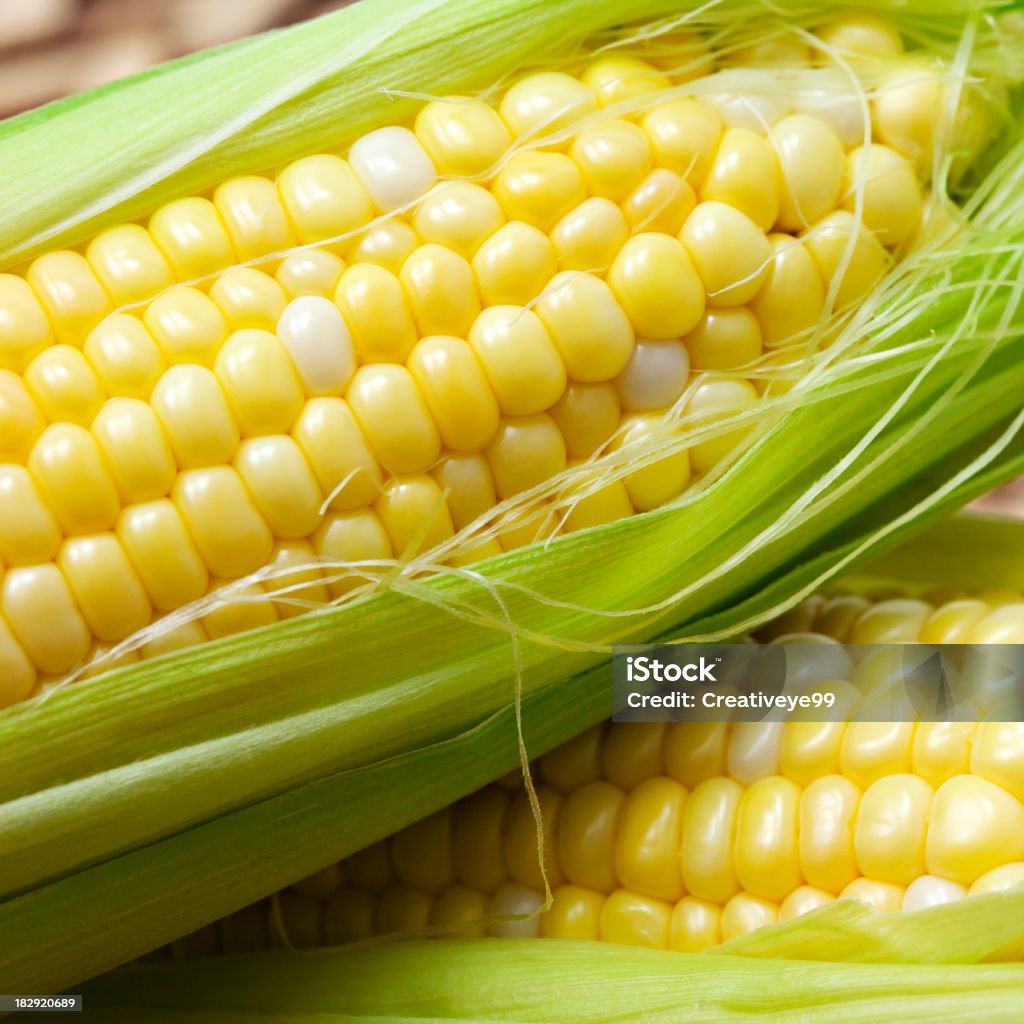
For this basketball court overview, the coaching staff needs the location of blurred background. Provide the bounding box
[0,0,1020,516]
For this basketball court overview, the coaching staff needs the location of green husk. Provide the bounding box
[2,0,1024,996]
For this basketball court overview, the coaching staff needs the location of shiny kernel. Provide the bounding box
[622,169,697,235]
[749,234,826,346]
[793,91,868,149]
[347,220,419,275]
[27,250,112,346]
[616,413,691,511]
[276,296,356,398]
[29,423,120,534]
[85,224,174,305]
[414,97,512,178]
[499,71,597,139]
[766,116,845,235]
[213,176,296,261]
[505,785,563,890]
[971,723,1024,804]
[0,465,62,565]
[0,613,36,708]
[549,382,621,457]
[486,414,566,500]
[375,475,455,556]
[850,598,933,643]
[615,776,687,901]
[971,603,1024,643]
[561,462,633,533]
[0,369,45,462]
[143,286,228,366]
[781,721,847,786]
[117,500,209,611]
[683,307,762,371]
[734,776,803,901]
[551,198,629,273]
[408,335,500,452]
[92,398,176,503]
[582,56,671,107]
[558,781,624,892]
[684,374,760,475]
[720,892,778,941]
[347,364,441,476]
[664,722,730,788]
[472,221,557,307]
[400,243,480,338]
[492,152,586,233]
[83,314,165,400]
[292,397,382,510]
[275,249,345,299]
[453,787,510,892]
[727,34,812,67]
[607,233,705,338]
[277,155,374,245]
[235,435,324,539]
[599,890,671,949]
[840,722,915,789]
[854,774,933,885]
[57,534,152,642]
[700,128,781,231]
[842,144,923,246]
[670,897,722,952]
[210,268,288,331]
[912,722,976,789]
[804,210,889,309]
[901,875,966,912]
[630,27,713,77]
[348,126,437,213]
[920,599,991,644]
[541,886,605,941]
[488,884,545,938]
[468,306,566,416]
[570,118,652,200]
[433,453,497,537]
[2,564,90,675]
[839,877,905,913]
[149,197,235,280]
[413,182,505,259]
[335,263,417,364]
[680,776,743,903]
[706,92,792,134]
[392,808,454,893]
[22,345,103,426]
[613,338,689,414]
[969,862,1024,897]
[728,721,784,785]
[214,329,305,436]
[312,510,393,598]
[680,201,771,307]
[151,365,239,468]
[602,721,665,790]
[1,275,54,378]
[779,886,835,921]
[816,12,904,61]
[535,272,634,382]
[642,99,723,187]
[265,541,330,618]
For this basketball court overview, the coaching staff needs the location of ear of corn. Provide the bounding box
[2,0,1024,996]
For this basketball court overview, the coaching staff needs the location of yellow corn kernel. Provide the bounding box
[486,414,566,500]
[392,808,454,893]
[432,453,496,531]
[599,890,671,949]
[277,155,374,246]
[214,329,305,437]
[413,182,504,259]
[541,886,605,941]
[535,272,635,382]
[641,99,723,188]
[749,234,826,347]
[117,500,209,611]
[872,59,942,173]
[664,722,730,789]
[1,275,54,376]
[213,176,296,261]
[920,598,990,644]
[602,721,665,790]
[843,144,923,249]
[400,243,480,338]
[700,128,781,231]
[414,97,512,178]
[850,598,933,643]
[614,776,687,901]
[472,220,558,307]
[549,382,621,458]
[275,249,346,299]
[1,564,90,675]
[266,541,330,618]
[377,886,433,936]
[680,201,770,307]
[854,774,933,885]
[0,465,62,565]
[968,862,1024,896]
[493,152,587,232]
[0,612,36,708]
[582,55,670,107]
[24,344,105,426]
[201,581,276,640]
[969,602,1024,643]
[235,435,324,539]
[209,268,288,332]
[85,224,174,306]
[505,786,563,891]
[375,476,455,556]
[557,780,623,893]
[143,286,228,367]
[570,118,652,200]
[683,307,762,371]
[799,775,860,893]
[453,787,510,892]
[172,466,274,578]
[92,398,177,503]
[734,775,803,902]
[970,723,1024,804]
[616,413,691,512]
[684,375,760,475]
[840,722,915,789]
[407,335,500,452]
[334,263,417,364]
[779,885,835,921]
[680,776,743,903]
[669,896,722,952]
[804,210,889,309]
[552,196,630,272]
[728,721,784,785]
[561,462,633,533]
[347,364,441,475]
[348,220,419,275]
[488,883,546,938]
[840,877,905,913]
[727,33,812,67]
[313,510,393,598]
[27,250,112,347]
[816,12,904,61]
[499,71,597,139]
[431,886,487,938]
[614,340,688,417]
[0,369,45,462]
[910,722,976,789]
[57,534,152,643]
[538,728,604,798]
[720,892,778,941]
[781,721,847,786]
[771,114,845,232]
[622,169,697,236]
[149,197,236,280]
[468,306,567,416]
[607,233,705,339]
[276,296,356,399]
[150,368,239,476]
[83,314,166,400]
[348,126,437,213]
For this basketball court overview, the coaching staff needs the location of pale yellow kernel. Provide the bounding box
[749,234,826,347]
[616,412,691,511]
[413,182,505,259]
[803,210,889,309]
[970,603,1024,643]
[24,345,105,426]
[348,126,437,213]
[912,722,976,789]
[680,776,742,904]
[839,877,905,913]
[582,55,671,107]
[213,175,296,261]
[849,598,932,643]
[683,307,763,371]
[920,599,991,644]
[551,198,629,272]
[275,249,346,299]
[968,862,1024,897]
[347,364,442,475]
[641,99,722,187]
[499,71,598,139]
[622,169,697,236]
[407,335,500,452]
[549,382,621,458]
[468,306,566,416]
[700,128,781,231]
[779,886,835,921]
[720,892,779,940]
[27,250,112,347]
[683,374,760,475]
[570,118,652,200]
[492,151,586,233]
[541,886,605,941]
[855,774,933,885]
[414,97,512,178]
[971,723,1024,804]
[670,897,722,952]
[0,369,45,462]
[773,114,845,231]
[816,12,904,62]
[139,610,209,652]
[781,721,846,787]
[727,34,812,67]
[629,28,713,78]
[599,890,671,949]
[664,722,730,789]
[83,314,166,400]
[92,398,177,503]
[347,220,419,275]
[734,775,803,901]
[0,613,36,708]
[313,510,393,598]
[0,465,63,566]
[277,155,374,246]
[265,541,330,618]
[433,454,497,537]
[235,435,324,539]
[151,364,240,468]
[143,286,228,366]
[209,268,288,332]
[487,883,545,938]
[335,263,417,364]
[871,59,943,174]
[706,92,792,135]
[0,273,54,372]
[505,785,563,890]
[486,414,566,500]
[472,221,558,307]
[560,461,633,533]
[375,476,455,556]
[680,201,771,307]
[149,197,236,280]
[840,722,915,789]
[842,144,923,246]
[497,507,558,552]
[399,243,480,338]
[86,224,174,306]
[615,776,687,901]
[202,580,278,641]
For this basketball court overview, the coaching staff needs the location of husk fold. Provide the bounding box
[2,0,1024,996]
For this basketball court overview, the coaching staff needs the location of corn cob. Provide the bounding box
[0,9,973,706]
[169,589,1024,956]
